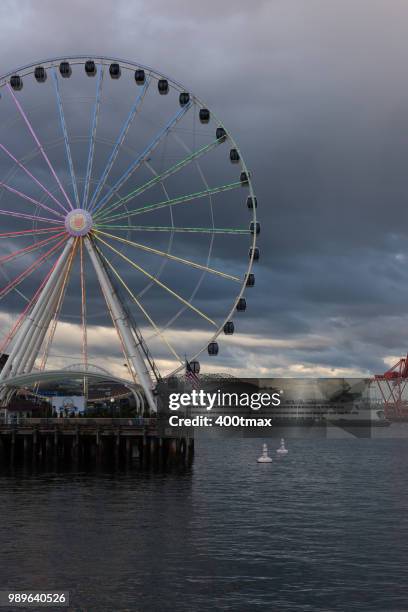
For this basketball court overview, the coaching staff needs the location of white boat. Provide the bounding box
[257,443,272,463]
[276,438,288,455]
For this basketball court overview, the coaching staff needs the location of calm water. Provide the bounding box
[1,435,408,611]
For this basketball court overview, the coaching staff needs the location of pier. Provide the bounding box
[0,417,194,468]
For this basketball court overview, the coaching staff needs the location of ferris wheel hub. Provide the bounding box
[64,208,93,236]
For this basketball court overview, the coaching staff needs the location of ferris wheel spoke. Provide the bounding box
[93,234,217,327]
[96,246,184,365]
[88,77,150,211]
[0,235,68,301]
[0,179,65,219]
[94,137,223,221]
[0,143,68,216]
[94,223,251,235]
[92,102,192,215]
[83,66,104,209]
[0,227,63,238]
[0,208,65,226]
[0,231,66,266]
[52,68,81,208]
[97,180,241,223]
[93,229,241,282]
[7,83,74,212]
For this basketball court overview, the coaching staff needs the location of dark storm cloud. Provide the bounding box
[1,0,408,375]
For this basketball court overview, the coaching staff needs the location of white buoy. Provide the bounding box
[257,443,272,463]
[276,438,288,456]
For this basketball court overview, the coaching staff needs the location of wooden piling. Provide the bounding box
[0,419,193,469]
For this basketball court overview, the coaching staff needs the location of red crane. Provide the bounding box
[374,354,408,420]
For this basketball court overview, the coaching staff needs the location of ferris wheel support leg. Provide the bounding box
[17,269,68,375]
[23,312,56,374]
[84,237,157,414]
[0,239,74,399]
[2,388,16,408]
[8,241,73,378]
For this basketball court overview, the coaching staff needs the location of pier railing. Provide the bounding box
[0,417,157,427]
[0,416,192,438]
[20,417,157,427]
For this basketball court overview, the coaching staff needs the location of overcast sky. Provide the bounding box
[1,0,408,379]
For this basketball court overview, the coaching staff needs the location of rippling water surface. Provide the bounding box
[1,435,408,611]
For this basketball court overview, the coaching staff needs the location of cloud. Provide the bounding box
[0,1,407,379]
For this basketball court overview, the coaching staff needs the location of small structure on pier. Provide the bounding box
[0,365,147,420]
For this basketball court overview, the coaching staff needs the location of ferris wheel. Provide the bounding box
[0,56,259,412]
